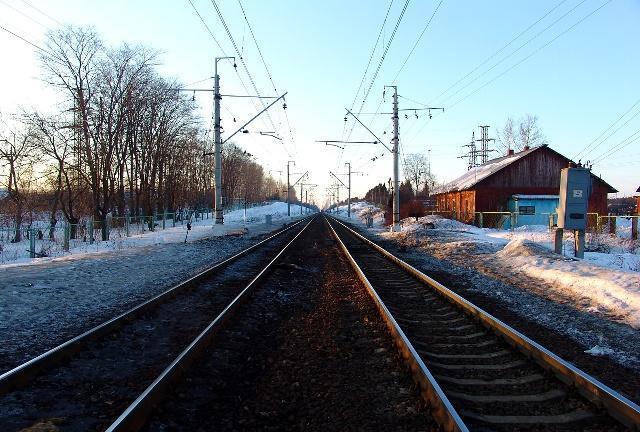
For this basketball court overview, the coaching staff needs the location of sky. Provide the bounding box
[1,0,639,206]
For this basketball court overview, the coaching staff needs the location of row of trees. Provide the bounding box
[0,26,293,242]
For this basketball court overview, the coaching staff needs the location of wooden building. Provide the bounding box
[636,186,640,215]
[434,145,617,224]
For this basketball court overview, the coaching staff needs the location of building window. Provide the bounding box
[519,205,535,215]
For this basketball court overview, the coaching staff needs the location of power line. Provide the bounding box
[447,0,612,111]
[439,0,589,106]
[21,0,62,26]
[391,0,444,84]
[0,0,49,29]
[591,127,640,165]
[0,23,49,54]
[429,0,569,105]
[573,96,640,159]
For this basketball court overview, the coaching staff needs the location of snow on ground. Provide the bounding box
[0,202,312,370]
[0,201,309,267]
[333,202,640,369]
[385,215,640,329]
[332,201,386,228]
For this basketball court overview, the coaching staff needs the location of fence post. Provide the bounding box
[29,229,36,258]
[478,212,483,228]
[609,214,616,235]
[106,214,112,240]
[63,222,70,251]
[125,215,130,237]
[548,214,554,232]
[163,210,166,230]
[151,211,156,232]
[172,212,176,228]
[510,213,516,232]
[597,216,602,233]
[632,217,638,240]
[88,217,94,244]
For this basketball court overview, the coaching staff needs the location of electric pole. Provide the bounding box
[388,85,401,232]
[300,182,317,215]
[287,160,295,216]
[477,125,495,164]
[213,56,235,225]
[345,162,351,218]
[345,89,442,231]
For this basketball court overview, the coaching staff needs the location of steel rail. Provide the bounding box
[325,216,468,432]
[328,216,640,430]
[106,216,316,431]
[0,216,311,396]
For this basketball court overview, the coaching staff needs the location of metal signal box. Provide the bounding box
[557,167,591,230]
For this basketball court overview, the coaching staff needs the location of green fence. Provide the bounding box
[0,208,214,263]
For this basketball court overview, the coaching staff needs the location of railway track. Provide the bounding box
[326,215,640,432]
[0,216,312,431]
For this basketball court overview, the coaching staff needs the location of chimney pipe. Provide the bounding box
[523,145,530,151]
[508,149,515,156]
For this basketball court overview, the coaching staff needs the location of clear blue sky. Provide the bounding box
[1,0,639,203]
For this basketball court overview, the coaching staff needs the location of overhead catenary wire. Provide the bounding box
[343,0,395,141]
[186,0,227,54]
[345,0,411,149]
[390,0,445,84]
[210,0,292,157]
[186,0,288,157]
[236,0,297,155]
[357,0,411,115]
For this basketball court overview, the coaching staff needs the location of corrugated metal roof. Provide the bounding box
[435,146,540,193]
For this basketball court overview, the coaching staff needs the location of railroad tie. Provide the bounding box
[426,360,526,370]
[459,409,596,425]
[447,389,566,403]
[417,349,510,360]
[421,339,499,349]
[419,331,486,340]
[434,373,544,386]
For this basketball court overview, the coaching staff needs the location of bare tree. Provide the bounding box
[0,124,36,242]
[403,153,436,196]
[497,114,547,153]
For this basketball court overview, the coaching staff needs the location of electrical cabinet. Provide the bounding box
[557,167,591,230]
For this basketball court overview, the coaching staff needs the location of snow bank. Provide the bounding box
[334,201,385,228]
[496,238,640,329]
[367,214,640,329]
[401,215,484,233]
